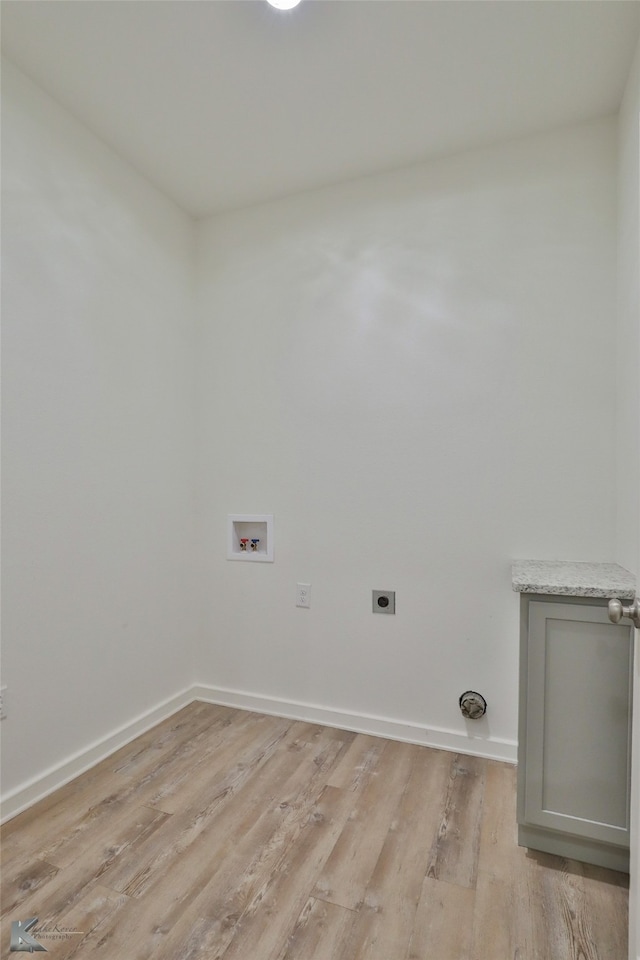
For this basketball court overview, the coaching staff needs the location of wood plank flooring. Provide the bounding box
[0,702,629,959]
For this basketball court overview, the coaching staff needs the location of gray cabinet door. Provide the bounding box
[524,599,633,848]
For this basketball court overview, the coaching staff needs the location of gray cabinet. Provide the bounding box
[517,593,634,872]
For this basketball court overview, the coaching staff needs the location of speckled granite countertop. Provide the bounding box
[512,560,636,599]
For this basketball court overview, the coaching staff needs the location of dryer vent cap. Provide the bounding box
[459,691,487,719]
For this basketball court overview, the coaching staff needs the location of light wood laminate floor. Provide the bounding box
[0,702,629,959]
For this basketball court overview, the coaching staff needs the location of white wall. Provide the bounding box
[617,34,640,960]
[1,60,198,805]
[196,119,618,757]
[1,48,628,850]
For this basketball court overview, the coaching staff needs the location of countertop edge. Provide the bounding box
[511,583,636,600]
[511,560,636,600]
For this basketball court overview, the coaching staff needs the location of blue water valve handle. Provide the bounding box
[250,538,260,551]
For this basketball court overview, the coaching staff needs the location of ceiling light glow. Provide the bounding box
[267,0,302,9]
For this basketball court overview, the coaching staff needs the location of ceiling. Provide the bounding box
[2,0,639,219]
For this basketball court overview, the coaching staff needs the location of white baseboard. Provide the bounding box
[0,687,194,823]
[192,684,518,764]
[1,683,517,823]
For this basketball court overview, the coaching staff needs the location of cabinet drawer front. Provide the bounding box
[525,600,633,847]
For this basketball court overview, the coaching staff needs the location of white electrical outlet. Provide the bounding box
[296,583,311,608]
